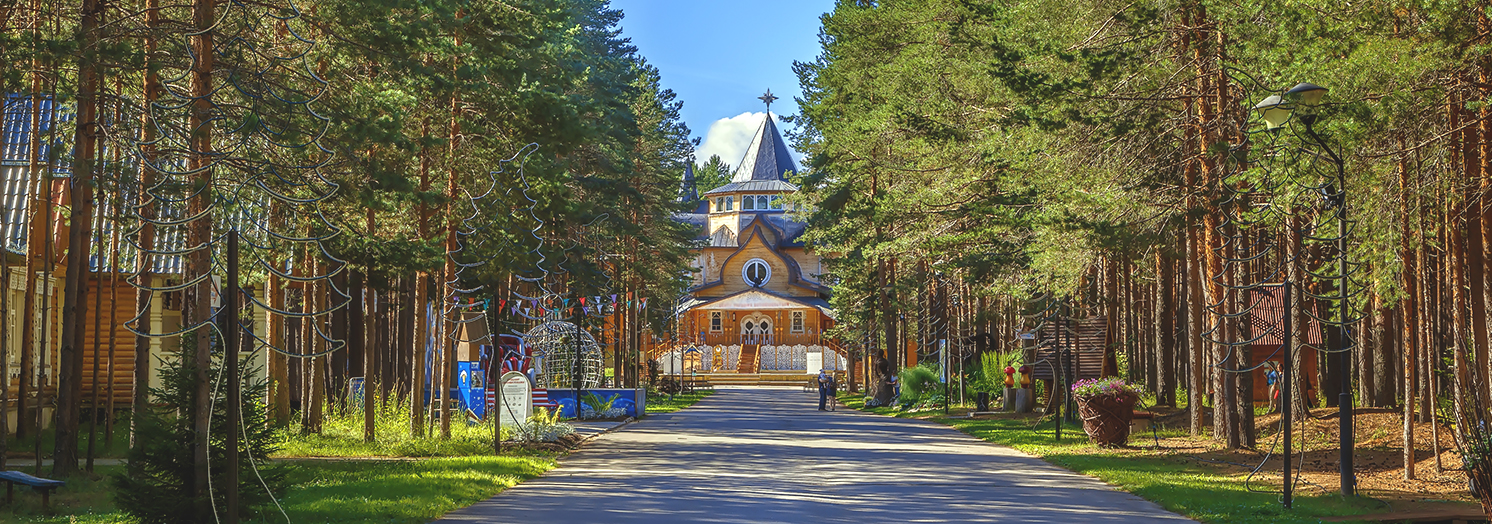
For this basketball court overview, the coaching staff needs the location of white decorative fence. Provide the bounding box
[758,345,844,371]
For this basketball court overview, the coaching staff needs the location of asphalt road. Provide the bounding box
[432,386,1196,523]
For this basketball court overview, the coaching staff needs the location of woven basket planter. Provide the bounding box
[1075,392,1139,447]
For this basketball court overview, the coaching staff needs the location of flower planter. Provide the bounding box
[1074,392,1139,447]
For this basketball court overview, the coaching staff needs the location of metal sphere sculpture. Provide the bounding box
[525,320,603,389]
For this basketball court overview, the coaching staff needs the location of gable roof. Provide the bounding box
[731,114,798,183]
[689,214,829,295]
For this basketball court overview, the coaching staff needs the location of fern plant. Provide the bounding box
[512,407,576,442]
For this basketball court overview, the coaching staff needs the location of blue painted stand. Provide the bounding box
[456,362,489,419]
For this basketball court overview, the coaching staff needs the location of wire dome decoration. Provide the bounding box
[525,320,603,389]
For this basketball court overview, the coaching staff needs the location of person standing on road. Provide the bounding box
[817,370,833,411]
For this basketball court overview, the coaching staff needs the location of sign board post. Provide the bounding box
[498,371,533,430]
[939,339,949,415]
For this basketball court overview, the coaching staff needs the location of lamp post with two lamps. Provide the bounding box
[1253,82,1355,499]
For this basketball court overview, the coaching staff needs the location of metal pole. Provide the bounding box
[1305,119,1354,497]
[1054,308,1064,441]
[224,229,239,524]
[573,294,581,415]
[1336,165,1354,497]
[1064,304,1075,424]
[1282,281,1293,509]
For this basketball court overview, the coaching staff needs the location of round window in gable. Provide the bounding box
[742,258,772,287]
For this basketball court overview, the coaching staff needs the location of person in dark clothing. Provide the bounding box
[817,370,833,411]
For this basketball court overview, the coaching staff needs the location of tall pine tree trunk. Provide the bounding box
[1158,250,1177,406]
[53,0,103,476]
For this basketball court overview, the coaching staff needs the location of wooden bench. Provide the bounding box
[0,470,64,509]
[682,377,713,393]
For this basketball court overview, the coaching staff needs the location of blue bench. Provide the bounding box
[0,470,64,509]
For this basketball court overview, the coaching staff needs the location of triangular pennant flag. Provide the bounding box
[610,294,617,303]
[640,298,648,309]
[580,297,586,306]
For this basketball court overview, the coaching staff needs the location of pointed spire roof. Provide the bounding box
[679,163,709,214]
[731,113,798,183]
[679,162,698,203]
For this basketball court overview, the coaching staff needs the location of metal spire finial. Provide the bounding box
[758,89,778,111]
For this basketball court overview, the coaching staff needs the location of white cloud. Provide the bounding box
[695,112,770,169]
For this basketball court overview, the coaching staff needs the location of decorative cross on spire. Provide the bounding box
[758,89,778,111]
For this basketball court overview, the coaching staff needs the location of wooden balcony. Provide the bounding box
[685,332,825,347]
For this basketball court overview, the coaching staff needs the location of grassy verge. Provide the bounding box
[646,390,714,414]
[838,392,1386,524]
[274,405,503,458]
[6,455,556,524]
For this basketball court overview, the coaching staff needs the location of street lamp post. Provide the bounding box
[1253,82,1354,498]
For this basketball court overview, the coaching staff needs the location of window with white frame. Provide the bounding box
[742,258,772,287]
[710,311,723,332]
[791,311,805,333]
[756,195,770,209]
[743,195,756,210]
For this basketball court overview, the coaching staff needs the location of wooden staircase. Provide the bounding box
[737,345,759,373]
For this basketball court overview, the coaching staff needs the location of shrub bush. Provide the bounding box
[579,393,626,419]
[898,365,941,402]
[511,407,575,443]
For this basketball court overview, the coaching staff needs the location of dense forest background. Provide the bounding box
[0,0,699,484]
[790,0,1492,478]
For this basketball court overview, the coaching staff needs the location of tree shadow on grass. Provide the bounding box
[253,456,553,524]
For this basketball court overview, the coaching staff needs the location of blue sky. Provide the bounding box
[611,0,835,168]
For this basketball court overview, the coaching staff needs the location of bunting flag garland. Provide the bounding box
[487,291,666,319]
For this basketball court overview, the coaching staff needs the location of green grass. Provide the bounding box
[2,465,133,524]
[646,391,714,414]
[245,455,555,523]
[275,404,505,458]
[4,455,557,524]
[838,392,1389,524]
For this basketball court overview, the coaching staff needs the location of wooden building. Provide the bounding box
[662,108,846,377]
